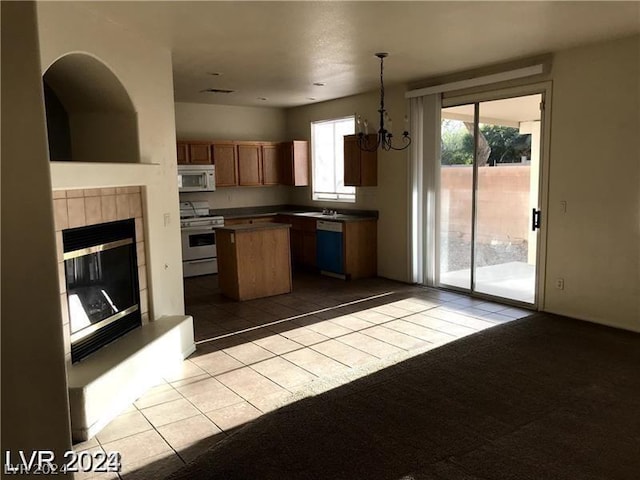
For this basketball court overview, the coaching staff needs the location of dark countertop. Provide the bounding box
[215,222,292,233]
[210,204,378,222]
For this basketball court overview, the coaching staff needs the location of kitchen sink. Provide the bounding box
[294,212,362,221]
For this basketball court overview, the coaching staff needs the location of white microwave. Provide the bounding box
[178,165,216,192]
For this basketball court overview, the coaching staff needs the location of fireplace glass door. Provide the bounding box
[63,219,141,362]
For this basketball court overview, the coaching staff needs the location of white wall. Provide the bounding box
[175,102,287,141]
[284,35,640,329]
[1,1,73,464]
[69,112,139,162]
[184,186,292,210]
[543,35,640,331]
[175,102,291,209]
[285,86,410,282]
[38,2,185,320]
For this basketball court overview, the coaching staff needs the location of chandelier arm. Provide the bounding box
[387,136,412,151]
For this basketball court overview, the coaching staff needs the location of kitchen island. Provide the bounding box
[211,206,378,278]
[216,222,292,301]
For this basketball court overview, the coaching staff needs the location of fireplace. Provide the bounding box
[63,218,141,363]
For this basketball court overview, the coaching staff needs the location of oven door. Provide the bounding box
[181,226,217,261]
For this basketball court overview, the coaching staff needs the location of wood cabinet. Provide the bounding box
[276,214,316,270]
[313,217,377,279]
[224,216,276,226]
[237,143,263,186]
[212,143,238,187]
[281,140,309,186]
[344,134,377,186]
[178,140,311,187]
[177,139,309,187]
[261,143,280,185]
[216,223,292,301]
[343,219,377,279]
[177,141,213,165]
[177,143,189,164]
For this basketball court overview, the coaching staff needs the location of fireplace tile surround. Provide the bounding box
[52,185,195,441]
[52,186,149,368]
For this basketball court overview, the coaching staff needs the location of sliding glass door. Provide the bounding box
[438,94,543,305]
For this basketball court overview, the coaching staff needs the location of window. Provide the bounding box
[311,116,355,202]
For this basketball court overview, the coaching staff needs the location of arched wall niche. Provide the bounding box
[43,52,140,163]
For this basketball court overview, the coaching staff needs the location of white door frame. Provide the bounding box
[438,81,553,309]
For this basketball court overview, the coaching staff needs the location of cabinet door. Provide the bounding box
[302,231,317,268]
[344,134,377,186]
[212,143,238,187]
[359,142,378,186]
[280,142,294,186]
[291,141,309,186]
[237,143,262,186]
[280,141,309,186]
[177,143,189,164]
[343,135,361,186]
[343,220,377,279]
[290,229,303,265]
[189,143,212,164]
[262,144,280,185]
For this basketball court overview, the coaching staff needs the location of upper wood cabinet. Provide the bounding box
[237,142,263,186]
[212,142,238,187]
[177,139,310,187]
[344,134,377,186]
[177,143,189,164]
[177,141,213,165]
[262,143,281,185]
[281,140,309,186]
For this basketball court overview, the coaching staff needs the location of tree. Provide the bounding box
[480,125,531,164]
[440,120,473,165]
[440,120,532,166]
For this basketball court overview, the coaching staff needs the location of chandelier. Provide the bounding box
[356,53,411,152]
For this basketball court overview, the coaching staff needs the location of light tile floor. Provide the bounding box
[76,272,533,479]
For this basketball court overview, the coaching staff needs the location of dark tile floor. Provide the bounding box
[75,272,531,480]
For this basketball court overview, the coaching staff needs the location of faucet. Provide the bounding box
[322,208,337,216]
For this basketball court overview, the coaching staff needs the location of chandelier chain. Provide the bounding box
[357,53,411,152]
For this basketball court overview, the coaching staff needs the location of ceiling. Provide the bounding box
[80,1,640,108]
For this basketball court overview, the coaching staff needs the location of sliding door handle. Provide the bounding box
[532,208,542,231]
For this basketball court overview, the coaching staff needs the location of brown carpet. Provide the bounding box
[166,313,640,480]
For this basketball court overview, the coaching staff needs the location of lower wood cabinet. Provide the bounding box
[343,219,377,279]
[216,224,292,301]
[276,214,316,270]
[276,214,377,278]
[224,216,276,226]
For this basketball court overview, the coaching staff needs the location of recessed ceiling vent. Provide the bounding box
[201,88,236,94]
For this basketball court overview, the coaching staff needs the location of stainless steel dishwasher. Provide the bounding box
[316,220,344,278]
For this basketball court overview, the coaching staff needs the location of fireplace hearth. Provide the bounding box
[63,218,141,363]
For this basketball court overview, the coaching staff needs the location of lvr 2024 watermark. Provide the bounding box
[4,450,121,475]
